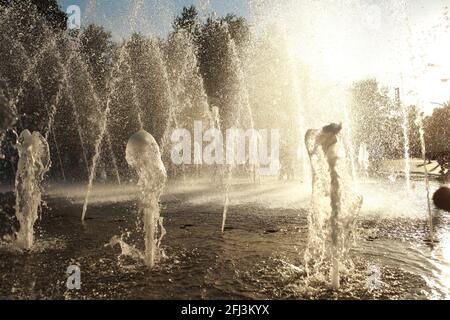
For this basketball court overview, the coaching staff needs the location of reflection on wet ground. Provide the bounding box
[0,178,449,299]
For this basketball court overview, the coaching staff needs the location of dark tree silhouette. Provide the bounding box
[80,24,115,93]
[1,4,256,182]
[0,0,67,30]
[407,105,422,158]
[424,102,450,156]
[173,5,201,43]
[222,14,250,48]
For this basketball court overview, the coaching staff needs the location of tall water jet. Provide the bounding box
[220,38,252,232]
[418,113,433,242]
[396,88,411,190]
[50,129,66,182]
[121,42,144,129]
[246,24,303,184]
[165,29,214,179]
[14,130,50,250]
[62,27,121,184]
[221,179,230,233]
[1,8,63,173]
[81,42,131,221]
[397,0,436,242]
[123,130,167,267]
[305,123,362,290]
[109,35,173,174]
[49,38,95,180]
[211,106,222,184]
[220,132,235,234]
[343,105,357,181]
[183,16,248,231]
[63,81,89,177]
[357,143,369,178]
[130,0,144,34]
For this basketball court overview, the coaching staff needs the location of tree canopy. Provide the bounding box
[0,0,67,30]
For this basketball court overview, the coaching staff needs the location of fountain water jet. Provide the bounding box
[397,87,411,190]
[14,130,50,250]
[220,36,254,232]
[418,113,434,242]
[80,41,132,221]
[343,106,357,181]
[110,130,167,267]
[121,44,144,129]
[221,165,232,234]
[305,123,362,290]
[357,143,369,177]
[165,29,215,180]
[50,129,66,182]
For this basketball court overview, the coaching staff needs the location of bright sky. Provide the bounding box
[265,0,450,114]
[57,0,450,113]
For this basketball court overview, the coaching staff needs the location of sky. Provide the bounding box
[57,0,450,113]
[58,0,250,39]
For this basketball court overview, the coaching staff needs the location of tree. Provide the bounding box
[424,103,450,158]
[106,34,173,177]
[407,105,422,158]
[173,9,252,131]
[166,29,212,132]
[198,18,246,130]
[0,1,70,182]
[350,79,403,169]
[80,25,115,93]
[222,14,250,48]
[173,6,202,44]
[0,0,67,31]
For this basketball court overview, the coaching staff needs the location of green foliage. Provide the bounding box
[106,34,172,177]
[80,25,115,92]
[1,2,372,182]
[424,102,450,156]
[198,18,231,111]
[173,5,201,43]
[222,14,250,48]
[166,29,211,129]
[0,0,67,30]
[350,79,403,166]
[174,6,252,131]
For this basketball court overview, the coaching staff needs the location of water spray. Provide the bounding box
[125,130,167,267]
[305,123,362,290]
[14,130,50,250]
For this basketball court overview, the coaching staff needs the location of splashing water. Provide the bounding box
[130,0,144,34]
[343,105,357,181]
[397,88,411,191]
[304,124,362,290]
[14,130,50,250]
[110,130,167,267]
[0,91,17,159]
[220,36,253,232]
[121,46,144,129]
[221,166,232,234]
[80,43,129,222]
[417,113,434,242]
[357,143,369,178]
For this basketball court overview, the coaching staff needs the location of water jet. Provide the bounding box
[305,123,362,290]
[14,130,50,250]
[111,130,167,267]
